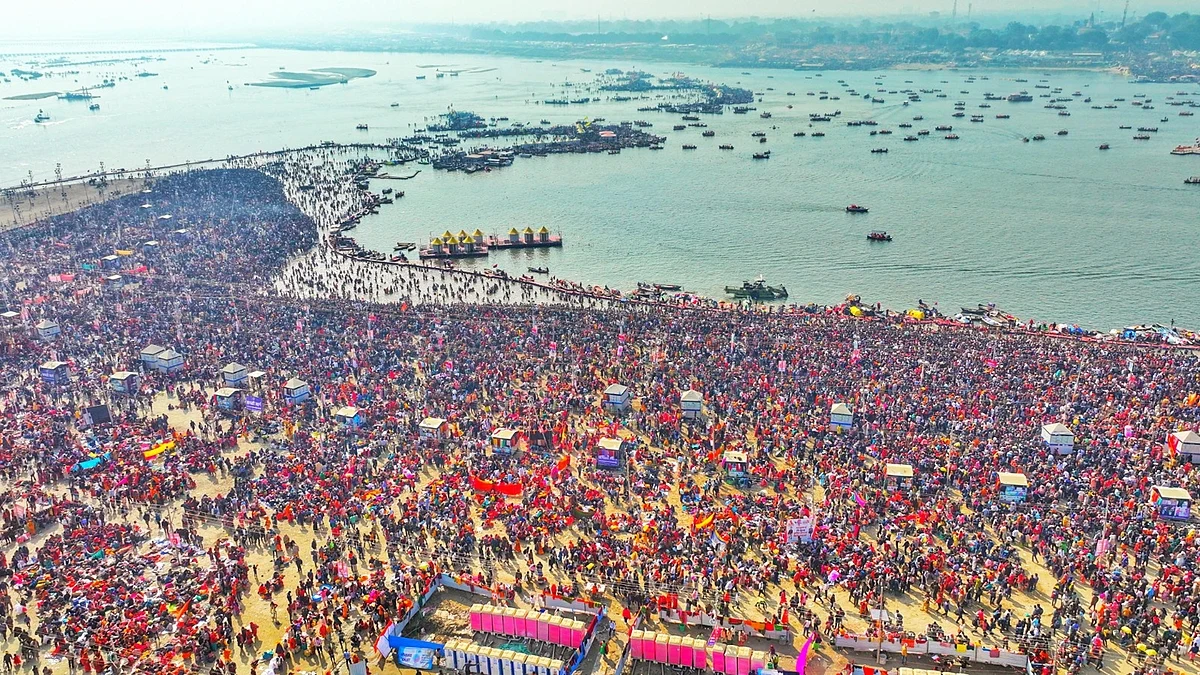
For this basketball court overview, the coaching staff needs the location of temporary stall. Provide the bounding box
[884,463,914,491]
[140,344,165,365]
[102,274,124,289]
[142,240,160,253]
[221,362,249,387]
[419,417,448,440]
[35,319,61,340]
[283,378,311,405]
[0,310,19,325]
[39,360,69,384]
[602,383,631,412]
[998,472,1029,503]
[1168,430,1200,464]
[1041,422,1075,455]
[830,402,854,430]
[722,450,748,477]
[100,254,120,271]
[109,370,139,395]
[155,349,184,374]
[214,387,245,413]
[680,389,704,419]
[595,437,627,469]
[1151,486,1192,520]
[336,406,364,428]
[247,370,267,390]
[490,428,520,454]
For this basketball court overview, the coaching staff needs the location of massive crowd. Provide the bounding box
[0,152,1196,675]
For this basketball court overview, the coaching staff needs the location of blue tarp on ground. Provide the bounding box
[386,635,443,652]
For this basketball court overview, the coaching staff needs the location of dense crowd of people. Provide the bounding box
[0,154,1196,675]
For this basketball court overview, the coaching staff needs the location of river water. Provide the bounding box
[2,47,1199,328]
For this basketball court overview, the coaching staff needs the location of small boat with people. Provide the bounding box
[1186,176,1200,184]
[356,124,368,130]
[871,148,888,153]
[528,266,549,274]
[1099,143,1110,150]
[34,110,50,123]
[846,204,869,213]
[725,276,788,301]
[89,103,100,111]
[867,231,892,242]
[702,130,715,137]
[719,144,734,150]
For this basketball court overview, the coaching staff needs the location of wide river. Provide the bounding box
[3,46,1199,328]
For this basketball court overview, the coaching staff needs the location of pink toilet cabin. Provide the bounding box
[751,651,767,673]
[736,646,753,675]
[677,638,693,668]
[630,630,646,660]
[469,604,484,632]
[655,634,669,663]
[480,606,497,633]
[725,645,741,675]
[513,609,530,638]
[682,638,700,668]
[667,636,682,665]
[569,620,585,648]
[535,614,550,642]
[501,607,517,636]
[547,616,563,645]
[711,644,726,673]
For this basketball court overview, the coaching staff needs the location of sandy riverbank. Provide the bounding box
[1,177,148,230]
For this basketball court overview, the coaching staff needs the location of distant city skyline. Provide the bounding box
[2,0,1195,39]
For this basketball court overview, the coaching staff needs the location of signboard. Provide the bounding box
[786,517,814,544]
[245,395,264,413]
[397,647,435,669]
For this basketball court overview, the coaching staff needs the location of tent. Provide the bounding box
[1041,422,1075,455]
[1168,430,1200,464]
[830,402,854,430]
[603,383,631,412]
[680,389,704,419]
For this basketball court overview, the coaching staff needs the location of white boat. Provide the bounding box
[34,110,50,123]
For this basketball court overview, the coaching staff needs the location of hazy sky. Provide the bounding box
[3,0,1190,38]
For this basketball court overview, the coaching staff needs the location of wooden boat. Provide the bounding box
[528,266,549,274]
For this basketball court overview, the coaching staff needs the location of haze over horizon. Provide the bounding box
[2,0,1195,40]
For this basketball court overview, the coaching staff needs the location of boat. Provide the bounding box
[673,125,686,131]
[89,103,100,111]
[846,204,869,213]
[870,148,888,153]
[654,283,682,291]
[945,134,959,140]
[528,266,549,274]
[34,110,49,123]
[1032,134,1046,141]
[935,125,952,131]
[394,242,416,251]
[867,231,892,242]
[752,151,771,159]
[760,112,772,119]
[416,75,426,80]
[702,130,715,137]
[356,124,368,130]
[904,135,919,141]
[1170,141,1200,155]
[1099,143,1110,150]
[793,132,806,137]
[719,144,734,150]
[811,132,825,137]
[1185,176,1200,184]
[682,144,697,150]
[725,276,788,301]
[1133,134,1151,140]
[1057,130,1068,136]
[1119,125,1132,129]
